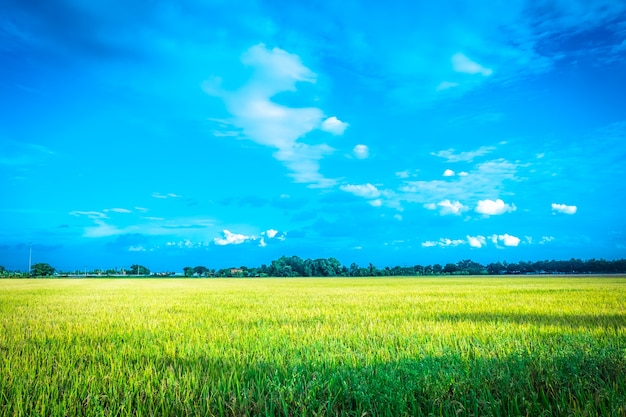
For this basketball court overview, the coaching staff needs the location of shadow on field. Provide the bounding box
[5,339,626,417]
[92,345,625,417]
[434,312,626,329]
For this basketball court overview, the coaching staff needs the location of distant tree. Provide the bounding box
[193,266,209,277]
[432,264,443,275]
[129,264,150,275]
[486,262,504,275]
[0,265,5,274]
[183,266,194,277]
[31,263,55,277]
[456,259,485,275]
[443,263,458,274]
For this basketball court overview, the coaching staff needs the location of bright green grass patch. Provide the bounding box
[1,277,625,416]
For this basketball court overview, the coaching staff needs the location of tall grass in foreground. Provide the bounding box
[1,277,625,416]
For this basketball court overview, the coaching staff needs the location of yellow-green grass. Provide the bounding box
[1,277,625,416]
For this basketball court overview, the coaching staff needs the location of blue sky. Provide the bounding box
[1,0,626,271]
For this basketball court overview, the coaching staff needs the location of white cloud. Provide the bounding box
[395,169,419,179]
[203,44,341,188]
[369,199,383,207]
[340,183,381,199]
[353,144,369,159]
[258,238,267,247]
[274,143,336,187]
[431,146,496,162]
[539,236,555,245]
[152,192,181,199]
[452,53,493,76]
[467,235,486,248]
[128,245,146,252]
[458,171,469,177]
[69,211,108,219]
[394,214,403,221]
[321,116,349,135]
[475,199,516,216]
[213,229,254,246]
[422,238,465,248]
[105,208,132,214]
[496,234,521,247]
[398,158,524,207]
[134,206,148,212]
[265,229,278,238]
[425,199,469,216]
[443,169,455,177]
[551,203,577,215]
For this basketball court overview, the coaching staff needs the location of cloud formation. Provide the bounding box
[431,146,496,162]
[494,233,521,247]
[424,199,469,216]
[551,203,577,215]
[321,116,349,135]
[340,183,381,199]
[452,53,493,76]
[475,199,516,216]
[152,193,181,199]
[467,235,487,248]
[422,233,524,249]
[213,230,254,246]
[353,144,369,159]
[204,44,345,188]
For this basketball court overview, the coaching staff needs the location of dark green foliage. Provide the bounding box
[129,264,150,275]
[30,262,55,277]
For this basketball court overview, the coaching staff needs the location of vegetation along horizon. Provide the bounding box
[1,277,625,416]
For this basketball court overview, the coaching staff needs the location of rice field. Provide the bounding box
[1,277,625,416]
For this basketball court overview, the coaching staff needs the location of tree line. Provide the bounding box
[2,257,626,278]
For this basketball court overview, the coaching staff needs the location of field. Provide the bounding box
[1,277,625,416]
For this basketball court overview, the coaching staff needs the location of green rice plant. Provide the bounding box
[0,277,625,416]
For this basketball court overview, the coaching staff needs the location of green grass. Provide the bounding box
[1,277,625,416]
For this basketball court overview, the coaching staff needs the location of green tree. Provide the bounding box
[31,263,55,277]
[193,266,209,277]
[443,263,458,274]
[183,266,194,277]
[129,264,150,275]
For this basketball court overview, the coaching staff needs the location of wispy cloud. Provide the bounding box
[340,183,381,199]
[0,138,56,166]
[399,158,523,204]
[152,192,181,199]
[451,53,493,76]
[431,146,496,162]
[421,238,465,248]
[204,43,346,188]
[424,199,469,216]
[70,211,108,219]
[353,144,369,159]
[104,208,132,214]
